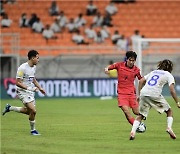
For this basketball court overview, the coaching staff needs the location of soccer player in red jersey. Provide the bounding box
[105,51,142,126]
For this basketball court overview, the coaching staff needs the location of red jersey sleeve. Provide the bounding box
[135,66,142,80]
[108,63,118,70]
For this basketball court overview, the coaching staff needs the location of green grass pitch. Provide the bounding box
[1,97,180,154]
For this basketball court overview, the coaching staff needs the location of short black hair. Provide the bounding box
[27,50,39,60]
[126,51,137,60]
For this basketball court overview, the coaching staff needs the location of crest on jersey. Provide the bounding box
[17,71,24,77]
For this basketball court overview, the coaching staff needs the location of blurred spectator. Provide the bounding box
[112,0,136,4]
[49,1,59,16]
[42,24,58,42]
[102,12,113,27]
[86,0,97,16]
[19,13,29,27]
[28,13,38,27]
[56,11,68,29]
[100,26,110,39]
[141,35,149,50]
[92,12,103,27]
[0,1,5,16]
[130,29,141,47]
[84,24,97,39]
[72,30,89,45]
[116,35,128,50]
[94,31,104,44]
[105,1,118,16]
[66,18,78,33]
[1,13,12,28]
[111,30,121,44]
[32,17,44,33]
[6,0,16,4]
[50,18,61,33]
[74,13,86,28]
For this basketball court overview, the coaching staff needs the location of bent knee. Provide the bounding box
[30,109,36,115]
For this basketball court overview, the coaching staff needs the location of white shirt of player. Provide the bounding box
[140,70,175,97]
[16,62,36,90]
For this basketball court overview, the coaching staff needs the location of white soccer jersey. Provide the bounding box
[140,70,175,97]
[16,62,36,90]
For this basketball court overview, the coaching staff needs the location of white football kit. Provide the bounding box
[139,70,175,117]
[16,62,36,104]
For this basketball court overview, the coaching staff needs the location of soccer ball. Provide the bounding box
[136,122,146,133]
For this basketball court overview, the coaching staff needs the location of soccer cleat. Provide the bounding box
[31,130,41,136]
[129,132,135,140]
[166,128,176,139]
[2,104,11,116]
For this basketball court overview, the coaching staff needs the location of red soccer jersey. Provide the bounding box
[108,62,142,96]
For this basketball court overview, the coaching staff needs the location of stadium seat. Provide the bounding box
[1,0,180,56]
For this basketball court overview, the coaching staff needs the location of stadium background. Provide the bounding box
[1,0,180,99]
[1,1,180,154]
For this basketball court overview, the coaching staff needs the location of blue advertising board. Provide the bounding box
[1,77,180,99]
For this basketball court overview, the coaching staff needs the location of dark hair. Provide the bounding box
[126,51,137,60]
[157,59,173,73]
[28,50,39,60]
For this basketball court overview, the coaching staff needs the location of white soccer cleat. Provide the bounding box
[166,128,176,139]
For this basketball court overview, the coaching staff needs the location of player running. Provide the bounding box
[130,59,180,140]
[104,51,143,127]
[2,50,46,135]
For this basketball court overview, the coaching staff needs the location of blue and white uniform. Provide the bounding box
[139,69,175,117]
[16,62,36,104]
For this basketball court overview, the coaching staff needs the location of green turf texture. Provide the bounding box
[1,97,180,154]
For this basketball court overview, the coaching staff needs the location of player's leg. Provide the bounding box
[151,95,176,139]
[132,107,139,115]
[2,104,29,115]
[130,96,150,140]
[20,90,40,135]
[130,114,144,140]
[25,101,40,135]
[120,106,135,125]
[118,95,135,125]
[2,90,32,115]
[165,109,176,139]
[130,97,139,115]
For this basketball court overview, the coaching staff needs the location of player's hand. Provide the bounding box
[27,86,38,92]
[177,102,180,108]
[104,67,110,74]
[39,88,46,95]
